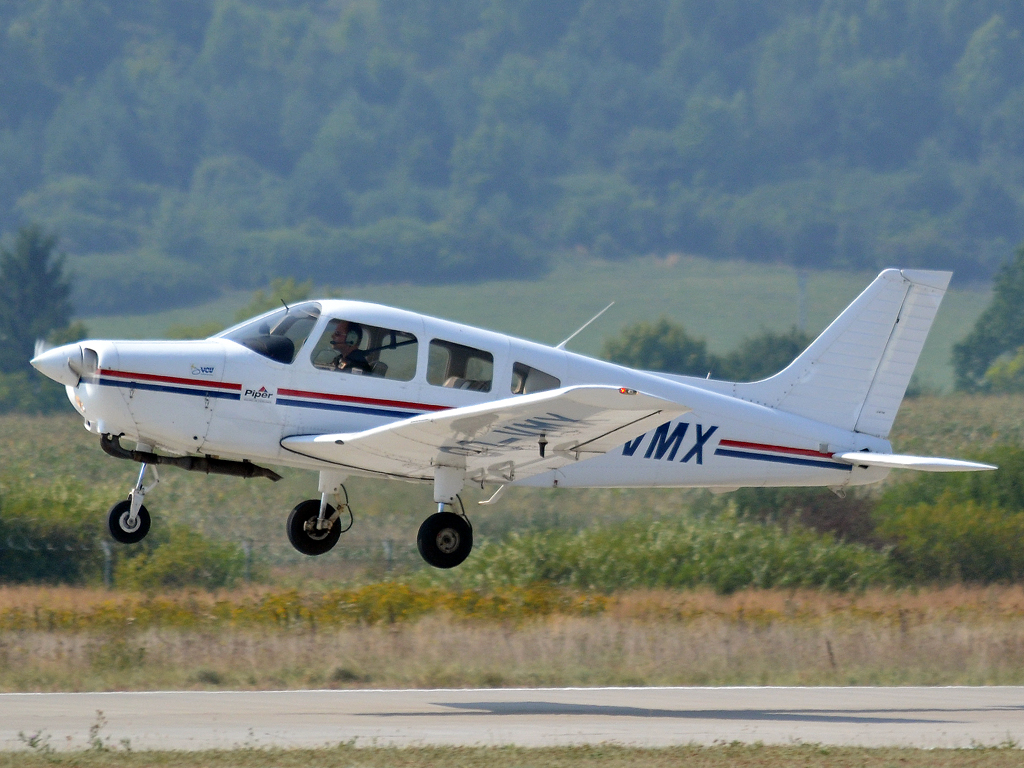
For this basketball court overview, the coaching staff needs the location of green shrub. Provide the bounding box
[732,486,880,546]
[114,524,250,590]
[874,446,1024,583]
[876,492,1024,582]
[876,446,1024,512]
[0,476,260,589]
[437,513,892,594]
[0,480,108,583]
[984,347,1024,393]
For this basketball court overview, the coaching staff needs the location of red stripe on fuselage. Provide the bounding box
[717,438,833,458]
[98,368,242,391]
[277,387,450,413]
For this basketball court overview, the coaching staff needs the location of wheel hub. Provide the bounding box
[435,528,460,553]
[118,511,141,533]
[303,518,332,540]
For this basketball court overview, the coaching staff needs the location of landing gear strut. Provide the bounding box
[417,496,473,569]
[108,462,157,544]
[286,483,354,556]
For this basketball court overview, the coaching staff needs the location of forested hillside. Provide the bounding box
[2,0,1023,313]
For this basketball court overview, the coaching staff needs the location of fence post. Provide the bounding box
[101,540,112,589]
[243,539,252,584]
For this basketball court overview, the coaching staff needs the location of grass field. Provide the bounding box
[80,254,991,391]
[1,585,1022,691]
[3,743,1023,767]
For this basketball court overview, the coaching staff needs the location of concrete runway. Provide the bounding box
[2,687,1022,751]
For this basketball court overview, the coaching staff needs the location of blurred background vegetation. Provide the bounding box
[2,407,1024,593]
[0,1,1023,315]
[3,0,1024,596]
[1,232,1024,591]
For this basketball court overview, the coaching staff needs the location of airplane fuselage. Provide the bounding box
[63,300,889,492]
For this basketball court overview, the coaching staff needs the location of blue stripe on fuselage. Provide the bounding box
[275,397,421,419]
[95,376,424,419]
[714,447,852,471]
[96,377,241,400]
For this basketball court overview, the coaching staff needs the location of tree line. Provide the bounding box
[1,1,1024,313]
[601,244,1024,393]
[3,222,1024,414]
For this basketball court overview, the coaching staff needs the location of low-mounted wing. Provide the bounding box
[832,452,996,472]
[281,385,690,483]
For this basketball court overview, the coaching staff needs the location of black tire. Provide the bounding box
[286,499,341,556]
[417,512,473,569]
[107,499,151,544]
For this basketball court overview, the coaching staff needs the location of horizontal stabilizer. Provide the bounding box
[832,452,996,472]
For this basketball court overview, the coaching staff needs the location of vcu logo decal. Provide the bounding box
[622,421,718,464]
[243,386,274,403]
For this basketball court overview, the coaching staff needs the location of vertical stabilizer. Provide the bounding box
[730,269,950,438]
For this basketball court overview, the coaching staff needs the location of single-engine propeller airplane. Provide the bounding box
[31,268,994,568]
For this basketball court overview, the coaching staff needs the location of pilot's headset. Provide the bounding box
[339,321,363,347]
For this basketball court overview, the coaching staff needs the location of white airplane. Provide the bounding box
[31,268,994,568]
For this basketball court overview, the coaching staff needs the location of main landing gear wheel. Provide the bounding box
[417,510,473,569]
[107,499,151,544]
[287,499,342,556]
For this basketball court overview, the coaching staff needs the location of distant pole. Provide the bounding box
[243,540,252,583]
[797,269,808,332]
[381,539,394,571]
[101,540,112,589]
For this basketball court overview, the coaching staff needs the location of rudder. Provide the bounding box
[731,269,950,438]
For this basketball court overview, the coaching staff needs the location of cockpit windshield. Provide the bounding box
[220,302,321,364]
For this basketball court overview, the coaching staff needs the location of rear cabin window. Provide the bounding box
[427,340,493,392]
[222,303,321,364]
[310,319,418,380]
[511,362,561,394]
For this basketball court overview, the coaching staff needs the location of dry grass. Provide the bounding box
[1,586,1024,691]
[0,584,608,631]
[609,584,1024,623]
[4,584,1024,630]
[3,613,1016,691]
[2,743,1024,768]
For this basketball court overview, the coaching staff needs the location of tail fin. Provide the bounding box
[733,268,950,438]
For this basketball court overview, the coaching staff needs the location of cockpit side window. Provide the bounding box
[310,319,418,380]
[427,339,493,392]
[222,303,321,364]
[511,362,561,395]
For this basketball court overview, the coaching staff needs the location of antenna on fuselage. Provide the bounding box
[281,298,290,311]
[556,301,615,350]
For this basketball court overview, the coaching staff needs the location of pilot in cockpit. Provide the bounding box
[329,321,371,373]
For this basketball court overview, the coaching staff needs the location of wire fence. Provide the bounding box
[0,523,417,588]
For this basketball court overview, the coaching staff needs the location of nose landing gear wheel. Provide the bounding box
[417,511,473,569]
[107,499,151,544]
[287,499,342,556]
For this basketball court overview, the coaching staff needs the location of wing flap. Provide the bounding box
[833,452,996,472]
[282,385,690,482]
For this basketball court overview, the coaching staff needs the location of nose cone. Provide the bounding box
[30,343,83,387]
